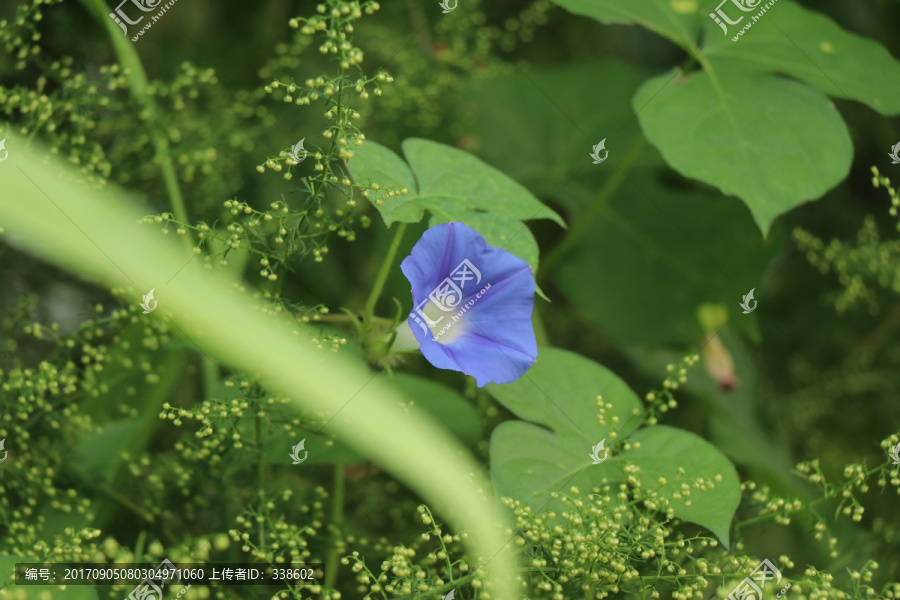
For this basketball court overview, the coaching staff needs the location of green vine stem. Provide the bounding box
[539,136,645,280]
[363,222,408,323]
[321,464,345,599]
[79,0,194,256]
[80,0,222,453]
[255,408,267,547]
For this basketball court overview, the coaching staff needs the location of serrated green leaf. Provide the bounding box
[488,347,740,547]
[703,2,900,115]
[349,139,563,272]
[555,170,778,345]
[551,0,702,48]
[634,68,852,233]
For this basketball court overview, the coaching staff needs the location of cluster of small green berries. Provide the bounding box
[0,363,97,550]
[140,194,364,271]
[152,0,384,277]
[594,394,641,444]
[360,182,409,208]
[358,0,553,139]
[741,480,805,528]
[503,485,723,599]
[261,1,394,269]
[494,0,555,51]
[794,170,900,315]
[793,217,899,315]
[263,1,389,168]
[138,63,259,203]
[309,333,348,353]
[342,504,474,597]
[871,167,900,228]
[0,0,61,71]
[0,19,116,186]
[0,292,200,551]
[260,301,350,353]
[640,354,698,426]
[291,2,378,62]
[2,0,256,199]
[796,445,899,532]
[879,432,900,491]
[101,61,260,212]
[228,488,321,568]
[501,482,892,600]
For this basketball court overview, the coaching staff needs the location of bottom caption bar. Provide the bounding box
[14,559,325,587]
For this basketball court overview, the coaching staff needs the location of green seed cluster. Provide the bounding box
[138,0,404,275]
[139,195,370,279]
[794,170,900,315]
[640,354,698,427]
[1,4,257,200]
[353,0,555,142]
[112,62,260,212]
[228,488,335,600]
[0,0,113,185]
[342,504,477,598]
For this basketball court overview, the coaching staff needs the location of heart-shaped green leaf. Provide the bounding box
[349,139,564,272]
[634,68,852,233]
[703,2,900,115]
[488,348,740,547]
[547,2,892,233]
[625,425,741,546]
[550,0,702,48]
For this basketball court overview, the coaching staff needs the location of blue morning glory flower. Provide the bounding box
[400,222,538,387]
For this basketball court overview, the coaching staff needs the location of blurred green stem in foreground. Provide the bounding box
[321,464,345,599]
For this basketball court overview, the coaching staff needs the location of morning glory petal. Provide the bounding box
[400,222,537,386]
